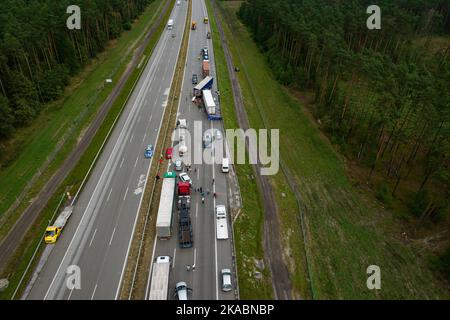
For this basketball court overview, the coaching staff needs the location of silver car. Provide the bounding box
[221,268,232,292]
[175,281,188,300]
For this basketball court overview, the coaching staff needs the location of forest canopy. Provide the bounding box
[238,0,450,220]
[0,0,153,136]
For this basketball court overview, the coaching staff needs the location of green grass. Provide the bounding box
[218,0,449,299]
[205,0,273,299]
[0,0,174,300]
[0,0,164,238]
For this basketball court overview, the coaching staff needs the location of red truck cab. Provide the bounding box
[178,181,190,196]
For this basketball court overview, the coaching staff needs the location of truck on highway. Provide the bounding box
[156,172,176,238]
[216,205,229,240]
[202,89,216,117]
[44,206,74,243]
[179,202,193,248]
[148,256,171,300]
[202,60,210,77]
[167,19,174,30]
[193,76,213,97]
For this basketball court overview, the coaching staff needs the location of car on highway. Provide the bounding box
[174,160,183,171]
[207,31,211,39]
[192,74,198,84]
[203,53,209,61]
[178,118,187,128]
[203,133,212,148]
[215,130,222,140]
[165,147,173,159]
[175,281,189,300]
[221,268,232,292]
[144,144,154,158]
[179,172,192,185]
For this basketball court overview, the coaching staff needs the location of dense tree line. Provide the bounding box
[238,0,450,220]
[0,0,153,136]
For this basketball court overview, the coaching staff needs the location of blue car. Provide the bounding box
[144,144,154,158]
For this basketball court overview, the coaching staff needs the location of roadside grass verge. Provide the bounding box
[206,0,273,299]
[0,0,164,239]
[0,0,170,299]
[218,0,448,299]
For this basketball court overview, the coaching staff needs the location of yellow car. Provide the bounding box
[44,226,61,243]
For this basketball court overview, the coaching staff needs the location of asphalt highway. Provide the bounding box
[149,0,235,300]
[26,2,188,300]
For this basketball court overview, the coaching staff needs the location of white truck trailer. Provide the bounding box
[148,256,171,300]
[216,204,229,240]
[156,172,176,238]
[202,89,216,116]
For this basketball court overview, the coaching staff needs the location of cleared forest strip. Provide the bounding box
[217,1,448,299]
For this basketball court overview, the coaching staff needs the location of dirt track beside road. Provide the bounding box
[210,0,293,300]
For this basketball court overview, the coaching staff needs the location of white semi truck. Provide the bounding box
[156,172,177,238]
[148,256,171,300]
[216,204,229,240]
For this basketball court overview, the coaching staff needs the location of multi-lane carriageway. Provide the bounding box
[26,0,235,300]
[149,0,234,301]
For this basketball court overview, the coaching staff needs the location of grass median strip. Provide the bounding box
[0,0,171,300]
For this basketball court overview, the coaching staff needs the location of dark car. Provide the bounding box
[192,74,198,84]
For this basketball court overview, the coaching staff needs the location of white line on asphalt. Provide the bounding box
[67,288,74,300]
[106,188,113,202]
[120,157,125,168]
[142,133,147,142]
[89,228,98,247]
[134,156,139,167]
[109,228,116,246]
[91,284,98,300]
[173,248,177,269]
[195,202,198,218]
[193,248,197,267]
[130,133,134,142]
[123,187,129,201]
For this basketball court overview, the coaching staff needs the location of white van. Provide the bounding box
[221,158,229,173]
[167,19,174,30]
